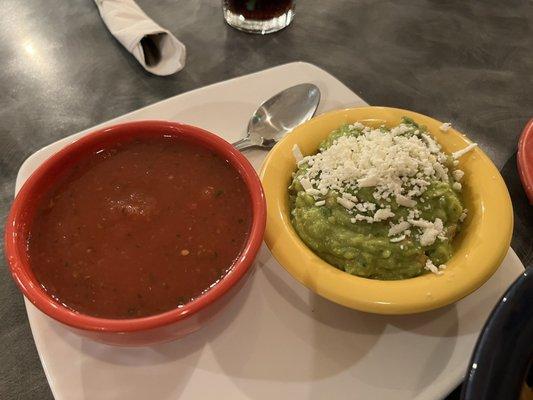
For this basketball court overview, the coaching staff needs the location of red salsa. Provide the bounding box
[28,137,252,318]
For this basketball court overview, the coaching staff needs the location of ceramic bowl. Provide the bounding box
[260,107,513,314]
[5,120,266,345]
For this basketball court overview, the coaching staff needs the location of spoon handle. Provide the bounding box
[232,137,255,151]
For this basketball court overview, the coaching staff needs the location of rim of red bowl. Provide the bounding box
[4,120,266,333]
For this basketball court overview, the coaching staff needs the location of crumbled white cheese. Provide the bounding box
[409,218,434,229]
[354,202,376,214]
[355,203,366,213]
[306,189,321,197]
[348,122,365,130]
[291,122,467,242]
[357,175,379,187]
[420,227,440,246]
[421,133,441,154]
[390,235,406,243]
[459,209,468,222]
[396,194,417,208]
[439,122,452,132]
[292,144,304,162]
[452,143,478,159]
[452,182,462,191]
[433,162,449,182]
[337,196,355,210]
[354,214,374,223]
[425,259,446,275]
[373,208,395,222]
[342,192,358,203]
[408,209,421,219]
[452,169,465,181]
[388,220,411,236]
[299,177,312,191]
[409,217,445,246]
[294,123,452,209]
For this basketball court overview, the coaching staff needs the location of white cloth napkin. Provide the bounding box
[94,0,186,76]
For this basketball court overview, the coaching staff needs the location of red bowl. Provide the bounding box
[4,120,266,346]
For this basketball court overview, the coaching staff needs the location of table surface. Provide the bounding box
[0,1,531,399]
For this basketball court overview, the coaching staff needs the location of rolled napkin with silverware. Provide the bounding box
[94,0,186,76]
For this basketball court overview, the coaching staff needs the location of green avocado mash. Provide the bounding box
[289,118,466,280]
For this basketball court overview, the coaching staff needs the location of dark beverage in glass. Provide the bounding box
[222,0,295,34]
[225,0,293,20]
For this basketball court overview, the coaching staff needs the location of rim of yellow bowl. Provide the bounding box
[260,106,513,314]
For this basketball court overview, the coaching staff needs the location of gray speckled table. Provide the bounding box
[1,1,532,399]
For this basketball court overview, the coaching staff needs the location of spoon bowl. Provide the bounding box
[233,83,320,150]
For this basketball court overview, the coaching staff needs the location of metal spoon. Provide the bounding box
[232,83,321,151]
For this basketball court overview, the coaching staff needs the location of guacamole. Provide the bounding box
[289,118,467,280]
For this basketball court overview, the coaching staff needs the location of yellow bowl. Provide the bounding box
[260,106,513,314]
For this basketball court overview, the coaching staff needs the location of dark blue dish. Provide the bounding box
[461,267,533,400]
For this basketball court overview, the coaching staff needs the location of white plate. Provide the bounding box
[15,62,524,400]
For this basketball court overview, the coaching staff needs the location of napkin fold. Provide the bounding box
[95,0,186,76]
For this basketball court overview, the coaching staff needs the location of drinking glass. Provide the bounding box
[222,0,296,34]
